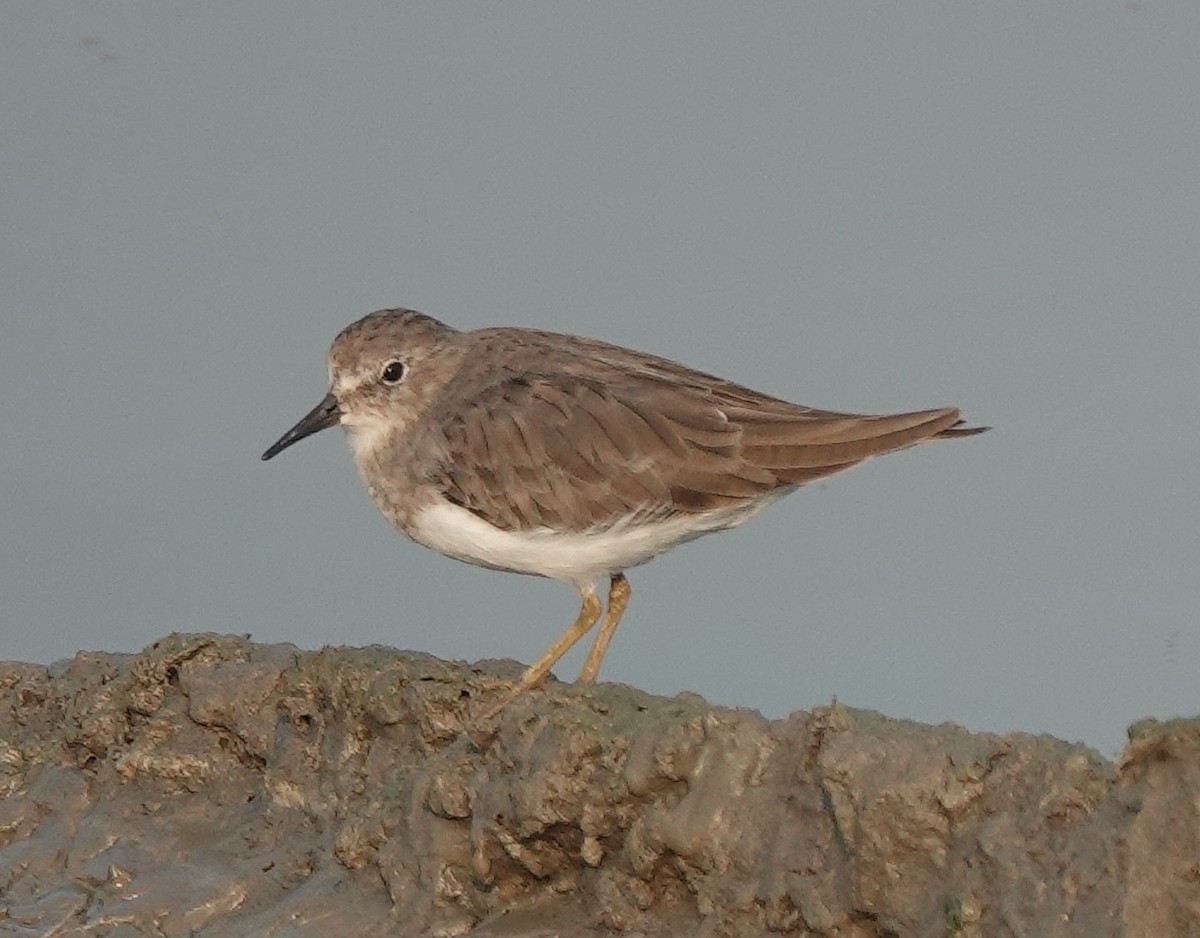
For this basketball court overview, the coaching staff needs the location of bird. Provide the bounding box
[262,308,985,704]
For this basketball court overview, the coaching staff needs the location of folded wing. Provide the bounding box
[432,364,981,532]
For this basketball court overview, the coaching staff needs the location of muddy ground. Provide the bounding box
[1,633,1196,936]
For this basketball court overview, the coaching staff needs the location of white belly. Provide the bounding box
[407,493,791,588]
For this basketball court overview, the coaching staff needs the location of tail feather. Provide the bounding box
[934,418,990,440]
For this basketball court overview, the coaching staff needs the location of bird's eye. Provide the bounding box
[381,361,406,384]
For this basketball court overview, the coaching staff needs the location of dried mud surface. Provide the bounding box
[1,633,1197,937]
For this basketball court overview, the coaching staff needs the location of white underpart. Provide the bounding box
[342,415,397,464]
[409,491,794,588]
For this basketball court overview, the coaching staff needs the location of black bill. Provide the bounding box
[261,391,341,461]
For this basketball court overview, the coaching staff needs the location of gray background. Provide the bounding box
[4,4,1197,757]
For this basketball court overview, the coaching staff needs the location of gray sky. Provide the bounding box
[4,3,1197,756]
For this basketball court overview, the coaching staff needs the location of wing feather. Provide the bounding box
[432,343,978,531]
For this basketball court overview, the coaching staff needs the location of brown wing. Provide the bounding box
[432,368,977,533]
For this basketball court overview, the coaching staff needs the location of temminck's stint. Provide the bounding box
[263,309,985,704]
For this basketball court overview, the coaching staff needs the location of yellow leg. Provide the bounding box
[577,574,631,685]
[514,583,603,692]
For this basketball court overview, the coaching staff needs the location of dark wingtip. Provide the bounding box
[936,419,990,439]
